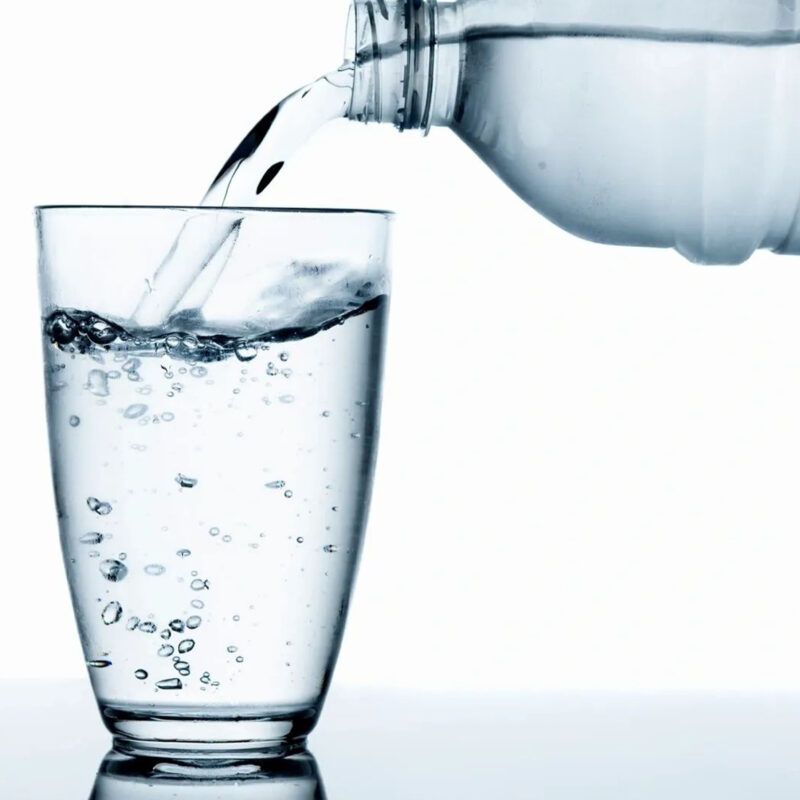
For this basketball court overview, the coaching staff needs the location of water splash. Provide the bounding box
[132,66,355,329]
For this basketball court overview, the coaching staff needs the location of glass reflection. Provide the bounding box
[89,749,326,800]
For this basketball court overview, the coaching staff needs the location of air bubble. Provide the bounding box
[101,601,123,625]
[158,644,174,657]
[48,313,77,344]
[87,497,112,515]
[175,474,198,489]
[266,363,279,377]
[88,660,112,669]
[323,545,338,553]
[69,415,81,427]
[279,395,295,404]
[296,537,304,544]
[190,600,204,610]
[279,352,290,362]
[227,645,238,654]
[169,619,185,633]
[232,615,241,622]
[86,319,118,345]
[99,559,127,582]
[126,616,141,631]
[176,549,191,558]
[79,532,104,545]
[122,358,141,374]
[124,404,148,419]
[178,639,195,653]
[190,366,208,378]
[138,621,157,634]
[236,656,244,663]
[322,411,331,418]
[186,615,202,629]
[284,490,294,499]
[156,678,182,690]
[265,480,286,490]
[87,370,110,397]
[234,343,258,362]
[135,669,148,680]
[191,578,210,591]
[161,412,175,422]
[174,661,191,675]
[145,564,166,576]
[209,527,220,537]
[160,629,171,640]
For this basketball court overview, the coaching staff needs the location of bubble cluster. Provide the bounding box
[87,497,113,516]
[46,294,387,700]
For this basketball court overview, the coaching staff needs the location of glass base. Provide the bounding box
[102,702,317,761]
[96,747,323,787]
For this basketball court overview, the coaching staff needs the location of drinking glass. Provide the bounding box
[37,206,392,759]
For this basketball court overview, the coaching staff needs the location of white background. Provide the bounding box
[4,0,800,691]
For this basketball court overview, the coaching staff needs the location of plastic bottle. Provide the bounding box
[346,0,800,264]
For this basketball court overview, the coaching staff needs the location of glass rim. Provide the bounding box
[35,204,395,217]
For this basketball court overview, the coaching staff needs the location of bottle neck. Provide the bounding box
[346,0,462,132]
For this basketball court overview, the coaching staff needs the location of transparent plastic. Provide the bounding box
[348,0,800,264]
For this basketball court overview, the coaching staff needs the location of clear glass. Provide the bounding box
[37,206,392,760]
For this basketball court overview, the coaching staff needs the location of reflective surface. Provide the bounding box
[4,681,800,798]
[91,749,326,799]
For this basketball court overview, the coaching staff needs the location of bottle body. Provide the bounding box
[348,0,800,264]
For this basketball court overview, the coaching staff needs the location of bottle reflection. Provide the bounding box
[90,749,327,800]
